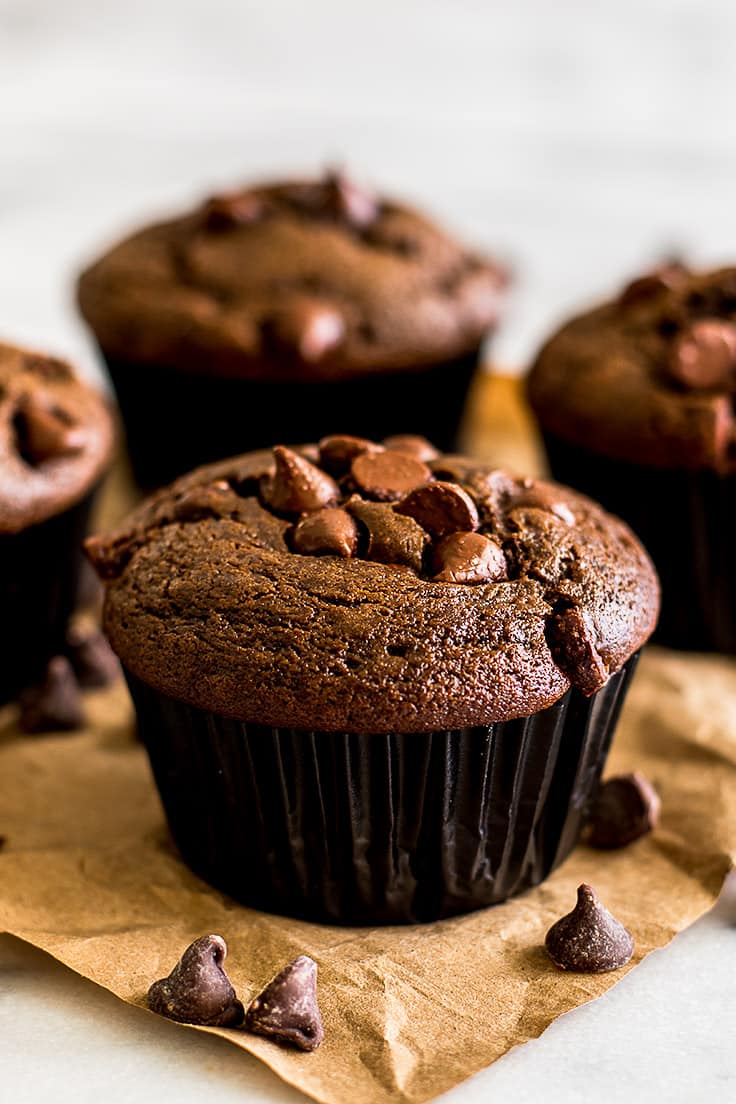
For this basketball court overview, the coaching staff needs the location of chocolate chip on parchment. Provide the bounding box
[318,434,377,476]
[350,449,431,502]
[19,656,85,733]
[66,625,120,689]
[347,496,429,571]
[545,884,634,973]
[383,434,440,463]
[668,319,736,391]
[585,772,660,850]
[13,395,85,466]
[264,301,345,362]
[147,934,244,1027]
[263,446,339,515]
[396,480,479,538]
[292,508,360,558]
[433,531,507,584]
[245,955,324,1052]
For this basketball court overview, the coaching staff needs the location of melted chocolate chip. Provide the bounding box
[396,481,479,538]
[383,434,440,462]
[13,395,85,465]
[292,507,359,557]
[264,301,345,362]
[19,656,85,733]
[147,934,244,1027]
[668,319,736,390]
[66,625,120,689]
[203,192,266,231]
[244,955,324,1052]
[433,531,507,584]
[545,884,634,972]
[350,449,431,502]
[585,772,660,849]
[263,446,339,514]
[546,604,608,695]
[318,434,377,476]
[347,496,428,571]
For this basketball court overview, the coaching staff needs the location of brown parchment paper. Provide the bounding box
[1,376,735,1104]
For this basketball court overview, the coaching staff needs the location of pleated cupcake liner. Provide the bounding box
[101,349,481,488]
[0,489,97,703]
[542,431,734,653]
[128,655,638,925]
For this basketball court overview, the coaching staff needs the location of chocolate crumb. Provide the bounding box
[585,772,660,849]
[545,884,634,973]
[245,955,323,1051]
[147,934,244,1027]
[19,656,85,733]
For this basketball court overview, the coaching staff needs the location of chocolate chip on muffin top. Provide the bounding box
[0,342,114,533]
[528,264,736,472]
[77,171,507,382]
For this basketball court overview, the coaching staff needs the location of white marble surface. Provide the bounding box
[1,1,736,1100]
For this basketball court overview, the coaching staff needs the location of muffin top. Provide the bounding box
[528,263,736,473]
[0,342,114,534]
[77,172,506,382]
[86,434,658,733]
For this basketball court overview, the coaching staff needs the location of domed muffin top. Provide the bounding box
[86,435,658,733]
[77,172,506,382]
[0,342,114,533]
[528,263,736,473]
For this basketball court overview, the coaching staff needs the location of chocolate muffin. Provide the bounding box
[0,342,114,701]
[77,172,506,487]
[528,263,736,653]
[85,434,658,924]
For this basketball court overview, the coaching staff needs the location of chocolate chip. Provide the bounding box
[292,508,359,558]
[350,449,431,502]
[19,656,85,733]
[545,884,634,973]
[618,263,687,309]
[585,772,660,849]
[245,955,323,1052]
[13,395,85,466]
[147,934,244,1027]
[433,531,507,584]
[383,434,440,462]
[265,301,345,362]
[66,625,120,689]
[324,170,379,228]
[396,481,479,538]
[514,484,576,526]
[546,604,608,695]
[318,434,377,476]
[171,481,235,523]
[263,446,339,515]
[668,319,736,390]
[203,192,265,231]
[347,496,428,571]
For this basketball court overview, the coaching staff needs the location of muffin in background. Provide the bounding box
[528,263,736,653]
[0,341,114,702]
[76,171,507,488]
[85,433,658,925]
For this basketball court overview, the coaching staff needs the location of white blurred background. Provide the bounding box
[2,0,736,376]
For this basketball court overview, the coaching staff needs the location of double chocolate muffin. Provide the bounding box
[77,172,506,487]
[86,434,658,925]
[0,342,114,701]
[528,263,736,652]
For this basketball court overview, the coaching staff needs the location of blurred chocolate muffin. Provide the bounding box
[528,263,736,652]
[77,172,507,487]
[0,342,114,701]
[86,433,658,924]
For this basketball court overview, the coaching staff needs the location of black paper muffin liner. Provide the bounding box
[0,490,97,703]
[542,431,734,653]
[101,350,481,488]
[128,655,638,925]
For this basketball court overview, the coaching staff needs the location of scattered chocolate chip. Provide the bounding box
[19,656,85,733]
[13,395,85,465]
[546,604,608,695]
[668,319,736,390]
[264,301,345,362]
[347,496,428,571]
[433,531,507,584]
[396,481,479,538]
[383,434,440,462]
[318,434,377,476]
[66,624,120,689]
[545,884,634,972]
[263,446,339,515]
[585,772,660,849]
[350,449,431,502]
[324,170,379,228]
[618,263,687,309]
[147,934,244,1027]
[292,508,359,558]
[203,192,265,231]
[245,955,323,1052]
[171,481,235,523]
